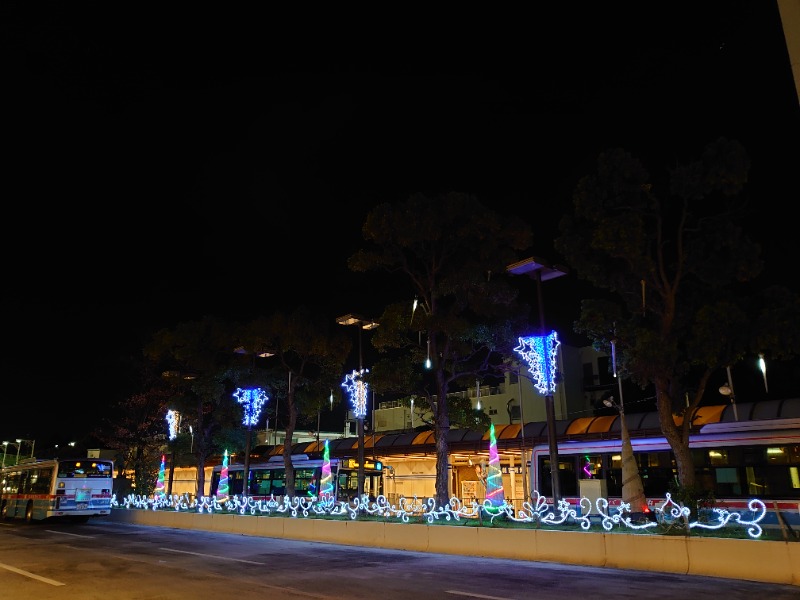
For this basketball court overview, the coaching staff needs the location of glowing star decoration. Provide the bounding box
[155,455,166,497]
[166,410,180,441]
[514,331,561,394]
[341,369,369,419]
[216,450,229,502]
[485,423,505,508]
[319,440,334,501]
[234,387,269,427]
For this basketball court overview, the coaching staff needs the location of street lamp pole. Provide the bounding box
[336,313,379,500]
[507,256,568,506]
[516,369,528,502]
[234,387,268,498]
[1,441,8,468]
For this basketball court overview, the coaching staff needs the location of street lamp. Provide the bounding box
[12,439,35,465]
[507,256,568,505]
[1,441,9,468]
[336,313,379,500]
[234,387,268,497]
[719,366,739,422]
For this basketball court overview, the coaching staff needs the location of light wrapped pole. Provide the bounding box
[514,330,562,505]
[342,368,369,499]
[234,387,268,497]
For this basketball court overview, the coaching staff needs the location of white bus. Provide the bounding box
[1,458,114,522]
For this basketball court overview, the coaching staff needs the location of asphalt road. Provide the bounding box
[0,518,797,600]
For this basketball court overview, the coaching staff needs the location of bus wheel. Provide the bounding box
[24,502,33,523]
[0,501,7,520]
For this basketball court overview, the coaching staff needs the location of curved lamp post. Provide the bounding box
[234,387,268,497]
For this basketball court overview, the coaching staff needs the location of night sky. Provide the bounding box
[3,4,799,448]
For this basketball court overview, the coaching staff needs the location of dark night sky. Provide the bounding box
[3,4,799,448]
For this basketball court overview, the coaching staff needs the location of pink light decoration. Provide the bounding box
[485,423,505,507]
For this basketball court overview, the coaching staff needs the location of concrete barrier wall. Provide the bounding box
[106,509,799,587]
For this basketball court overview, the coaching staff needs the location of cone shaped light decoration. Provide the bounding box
[155,455,166,497]
[216,450,230,502]
[320,440,334,501]
[485,423,505,508]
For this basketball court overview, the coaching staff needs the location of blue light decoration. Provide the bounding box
[216,450,229,502]
[166,410,180,441]
[485,423,505,508]
[320,439,334,501]
[233,387,269,427]
[155,455,166,497]
[514,330,560,394]
[341,369,368,419]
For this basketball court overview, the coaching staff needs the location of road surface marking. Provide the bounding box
[446,592,511,600]
[160,547,266,565]
[46,529,94,538]
[0,562,66,586]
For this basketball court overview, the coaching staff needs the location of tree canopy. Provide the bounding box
[554,137,800,490]
[349,191,533,505]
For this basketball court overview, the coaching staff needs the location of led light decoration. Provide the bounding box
[425,338,432,369]
[341,369,369,419]
[166,410,180,441]
[216,450,229,501]
[320,439,334,500]
[583,456,593,478]
[514,331,560,394]
[485,423,505,508]
[155,455,166,497]
[234,387,269,427]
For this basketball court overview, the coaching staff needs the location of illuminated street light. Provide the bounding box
[719,366,739,422]
[336,313,379,500]
[9,439,36,465]
[1,441,9,468]
[507,256,568,505]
